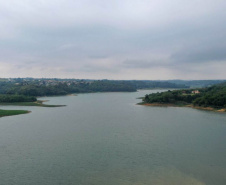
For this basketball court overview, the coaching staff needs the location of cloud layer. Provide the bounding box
[0,0,226,79]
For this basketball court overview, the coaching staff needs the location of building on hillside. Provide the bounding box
[192,90,200,94]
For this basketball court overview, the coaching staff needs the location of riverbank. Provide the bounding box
[0,109,30,118]
[138,102,226,113]
[0,100,65,107]
[0,100,65,118]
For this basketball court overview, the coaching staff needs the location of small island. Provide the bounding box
[139,82,226,113]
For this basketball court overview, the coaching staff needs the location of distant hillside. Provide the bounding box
[166,80,226,88]
[0,79,187,96]
[124,80,189,89]
[142,82,226,108]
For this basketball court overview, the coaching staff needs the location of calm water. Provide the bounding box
[0,90,226,185]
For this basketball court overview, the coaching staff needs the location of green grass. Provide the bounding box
[0,100,65,118]
[0,100,65,107]
[0,109,30,118]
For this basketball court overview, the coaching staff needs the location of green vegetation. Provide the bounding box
[0,79,189,97]
[69,80,137,93]
[126,80,188,89]
[143,90,200,105]
[0,100,64,118]
[0,86,64,118]
[0,80,137,96]
[0,109,30,118]
[0,78,188,118]
[1,78,225,117]
[168,80,226,88]
[0,95,37,103]
[0,100,65,107]
[193,83,226,107]
[142,82,226,110]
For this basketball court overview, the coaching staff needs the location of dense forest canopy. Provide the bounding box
[0,95,37,103]
[143,82,226,108]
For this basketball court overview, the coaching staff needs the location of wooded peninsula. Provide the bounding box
[141,82,226,112]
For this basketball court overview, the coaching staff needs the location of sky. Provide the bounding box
[0,0,226,80]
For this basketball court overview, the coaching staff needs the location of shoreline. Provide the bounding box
[0,109,31,118]
[0,100,65,107]
[0,100,65,118]
[138,103,226,113]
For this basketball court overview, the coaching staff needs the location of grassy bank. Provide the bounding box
[0,100,65,118]
[0,109,30,118]
[0,100,65,107]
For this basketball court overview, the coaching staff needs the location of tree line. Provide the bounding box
[0,95,37,103]
[0,80,188,97]
[143,82,226,108]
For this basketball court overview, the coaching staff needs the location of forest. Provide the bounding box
[0,95,37,103]
[0,79,188,97]
[143,82,226,108]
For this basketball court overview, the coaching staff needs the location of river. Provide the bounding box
[0,90,226,185]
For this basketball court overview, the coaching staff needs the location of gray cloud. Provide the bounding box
[172,48,226,64]
[0,0,226,79]
[122,60,167,69]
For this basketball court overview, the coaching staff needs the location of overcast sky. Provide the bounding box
[0,0,226,80]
